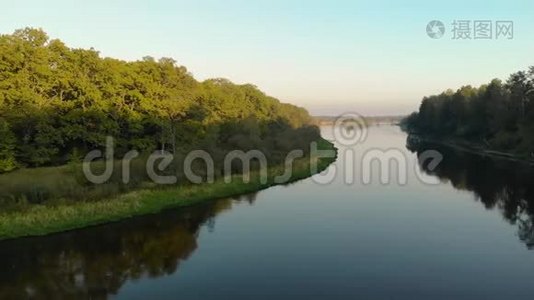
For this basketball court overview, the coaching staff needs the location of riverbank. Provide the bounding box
[0,139,337,240]
[407,134,534,165]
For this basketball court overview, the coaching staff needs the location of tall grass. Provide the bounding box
[0,139,336,240]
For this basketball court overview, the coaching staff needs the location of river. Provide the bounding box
[2,125,534,299]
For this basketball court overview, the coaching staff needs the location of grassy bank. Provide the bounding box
[0,139,336,240]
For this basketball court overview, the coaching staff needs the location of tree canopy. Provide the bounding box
[0,28,318,172]
[403,66,534,155]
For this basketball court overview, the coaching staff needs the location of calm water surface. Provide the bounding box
[2,126,534,299]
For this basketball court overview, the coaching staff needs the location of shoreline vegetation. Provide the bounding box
[403,66,534,163]
[406,134,534,165]
[0,28,335,240]
[0,138,337,240]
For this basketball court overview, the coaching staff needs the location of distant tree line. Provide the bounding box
[403,67,534,156]
[0,28,318,172]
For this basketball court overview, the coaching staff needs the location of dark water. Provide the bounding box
[3,126,534,299]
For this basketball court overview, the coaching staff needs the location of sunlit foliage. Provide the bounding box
[0,28,317,171]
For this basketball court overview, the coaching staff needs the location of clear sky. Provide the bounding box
[2,0,533,115]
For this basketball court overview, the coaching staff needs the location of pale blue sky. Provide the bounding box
[2,0,533,115]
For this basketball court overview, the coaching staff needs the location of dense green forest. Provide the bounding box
[403,66,534,156]
[0,28,318,173]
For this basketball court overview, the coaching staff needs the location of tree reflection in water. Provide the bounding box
[407,138,534,249]
[0,194,257,299]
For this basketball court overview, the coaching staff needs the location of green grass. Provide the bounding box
[0,139,337,240]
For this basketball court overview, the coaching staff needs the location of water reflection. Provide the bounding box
[407,137,534,249]
[5,130,534,299]
[0,194,257,299]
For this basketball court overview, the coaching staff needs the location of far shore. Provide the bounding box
[408,134,534,165]
[313,115,405,126]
